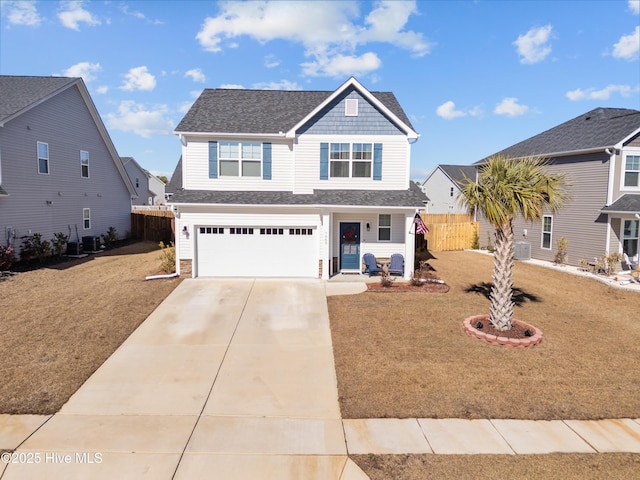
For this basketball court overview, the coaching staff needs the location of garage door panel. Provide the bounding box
[196,227,317,277]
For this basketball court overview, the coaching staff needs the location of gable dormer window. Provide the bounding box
[345,98,358,116]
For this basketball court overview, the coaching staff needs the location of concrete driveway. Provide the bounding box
[3,278,368,480]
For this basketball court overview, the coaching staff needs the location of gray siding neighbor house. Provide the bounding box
[421,164,477,214]
[122,156,166,206]
[169,77,426,279]
[474,107,640,267]
[0,76,136,256]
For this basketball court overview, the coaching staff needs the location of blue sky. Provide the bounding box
[1,0,639,182]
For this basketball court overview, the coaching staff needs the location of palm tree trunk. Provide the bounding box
[489,222,515,331]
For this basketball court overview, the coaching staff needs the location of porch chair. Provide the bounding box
[388,253,404,276]
[363,253,383,276]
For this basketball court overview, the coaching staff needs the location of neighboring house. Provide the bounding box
[474,107,640,267]
[122,156,166,206]
[169,77,426,279]
[0,76,136,255]
[421,164,477,214]
[164,156,182,202]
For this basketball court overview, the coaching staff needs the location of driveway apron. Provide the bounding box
[3,278,364,480]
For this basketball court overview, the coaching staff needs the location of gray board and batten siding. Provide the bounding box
[0,80,132,250]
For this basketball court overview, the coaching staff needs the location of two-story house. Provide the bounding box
[0,76,136,255]
[421,164,477,214]
[122,156,166,206]
[475,107,640,267]
[169,77,426,279]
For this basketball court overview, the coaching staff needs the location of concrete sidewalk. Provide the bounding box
[2,278,639,480]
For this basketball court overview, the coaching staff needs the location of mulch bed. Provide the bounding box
[366,272,450,293]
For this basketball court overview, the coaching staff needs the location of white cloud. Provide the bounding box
[185,68,206,83]
[612,26,640,61]
[96,85,109,94]
[629,0,640,14]
[219,84,245,89]
[435,101,483,120]
[4,1,43,27]
[301,52,382,78]
[196,0,430,77]
[252,80,301,90]
[120,66,156,91]
[61,62,101,82]
[106,101,174,138]
[58,1,100,30]
[513,25,552,64]
[494,98,529,116]
[264,54,280,68]
[566,84,637,101]
[436,101,466,120]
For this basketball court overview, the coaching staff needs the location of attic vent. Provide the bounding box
[345,98,358,117]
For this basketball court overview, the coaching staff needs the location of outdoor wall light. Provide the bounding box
[182,226,188,234]
[366,223,371,231]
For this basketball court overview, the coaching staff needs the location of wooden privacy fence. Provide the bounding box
[421,213,478,251]
[131,211,174,243]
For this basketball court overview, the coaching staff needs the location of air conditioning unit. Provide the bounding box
[514,241,531,261]
[82,236,100,252]
[66,242,82,255]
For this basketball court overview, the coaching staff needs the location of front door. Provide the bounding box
[340,222,360,271]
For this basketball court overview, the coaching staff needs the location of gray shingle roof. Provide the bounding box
[479,108,640,161]
[165,156,182,194]
[0,76,79,124]
[175,87,413,134]
[601,194,640,213]
[170,182,427,208]
[439,165,477,186]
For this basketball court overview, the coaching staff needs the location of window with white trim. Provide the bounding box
[83,208,91,230]
[378,214,391,241]
[260,228,284,235]
[623,219,639,259]
[37,142,49,174]
[199,227,224,234]
[80,150,89,178]
[345,98,358,116]
[541,215,552,249]
[330,142,372,178]
[289,228,313,235]
[623,154,640,188]
[229,227,254,235]
[219,141,261,177]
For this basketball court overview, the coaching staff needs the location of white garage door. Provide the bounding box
[196,226,318,277]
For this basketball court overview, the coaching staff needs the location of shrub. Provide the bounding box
[20,233,51,264]
[102,227,117,247]
[471,227,480,250]
[554,236,569,265]
[0,245,15,270]
[51,232,69,258]
[379,270,395,288]
[158,241,176,273]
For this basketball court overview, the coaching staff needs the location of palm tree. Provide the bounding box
[459,155,570,331]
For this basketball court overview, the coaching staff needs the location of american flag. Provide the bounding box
[414,213,429,234]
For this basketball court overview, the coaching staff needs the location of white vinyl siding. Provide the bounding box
[294,135,409,193]
[182,138,293,191]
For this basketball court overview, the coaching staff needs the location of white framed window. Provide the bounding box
[37,142,49,174]
[83,208,91,230]
[135,177,140,188]
[378,214,391,241]
[450,187,455,197]
[80,150,89,178]
[329,143,372,178]
[623,154,640,188]
[219,141,261,177]
[541,215,552,249]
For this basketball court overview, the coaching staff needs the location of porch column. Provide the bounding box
[321,211,331,280]
[404,214,415,280]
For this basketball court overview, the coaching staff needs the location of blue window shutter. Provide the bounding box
[320,143,329,180]
[208,141,218,179]
[373,143,382,180]
[262,142,272,180]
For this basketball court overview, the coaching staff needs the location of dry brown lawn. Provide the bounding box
[330,250,640,479]
[0,241,181,414]
[329,250,640,420]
